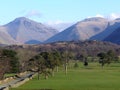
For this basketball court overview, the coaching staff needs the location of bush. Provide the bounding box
[84,61,88,66]
[74,62,79,68]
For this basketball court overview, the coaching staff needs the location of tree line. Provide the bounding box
[0,41,120,80]
[0,49,19,80]
[0,48,119,80]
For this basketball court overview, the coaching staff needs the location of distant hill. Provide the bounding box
[25,40,41,44]
[45,17,108,43]
[6,40,120,59]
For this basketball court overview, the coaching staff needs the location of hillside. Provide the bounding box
[90,19,120,40]
[0,27,18,45]
[104,27,120,44]
[45,17,108,43]
[6,40,120,61]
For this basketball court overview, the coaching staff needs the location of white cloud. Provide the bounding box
[108,13,120,20]
[95,14,104,18]
[25,10,41,18]
[87,14,104,19]
[46,20,64,25]
[87,13,120,20]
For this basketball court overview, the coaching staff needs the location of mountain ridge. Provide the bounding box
[0,17,120,45]
[1,17,58,44]
[104,27,120,44]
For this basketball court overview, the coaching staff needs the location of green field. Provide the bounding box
[10,62,120,90]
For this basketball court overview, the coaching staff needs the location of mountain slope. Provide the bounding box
[90,19,120,40]
[0,26,18,45]
[104,27,120,44]
[4,17,58,43]
[45,17,108,43]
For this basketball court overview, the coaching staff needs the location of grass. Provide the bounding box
[4,73,16,78]
[10,62,120,90]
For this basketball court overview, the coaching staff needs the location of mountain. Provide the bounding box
[104,26,120,44]
[45,17,108,43]
[4,17,58,44]
[1,17,120,45]
[0,26,18,45]
[90,18,120,40]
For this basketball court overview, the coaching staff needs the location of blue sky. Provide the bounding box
[0,0,120,25]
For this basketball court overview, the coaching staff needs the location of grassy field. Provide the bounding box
[10,62,120,90]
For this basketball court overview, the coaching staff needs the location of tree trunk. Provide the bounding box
[52,69,54,77]
[38,71,40,80]
[101,62,104,69]
[56,66,58,72]
[45,75,48,79]
[65,63,67,75]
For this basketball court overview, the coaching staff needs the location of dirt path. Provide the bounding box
[0,72,35,90]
